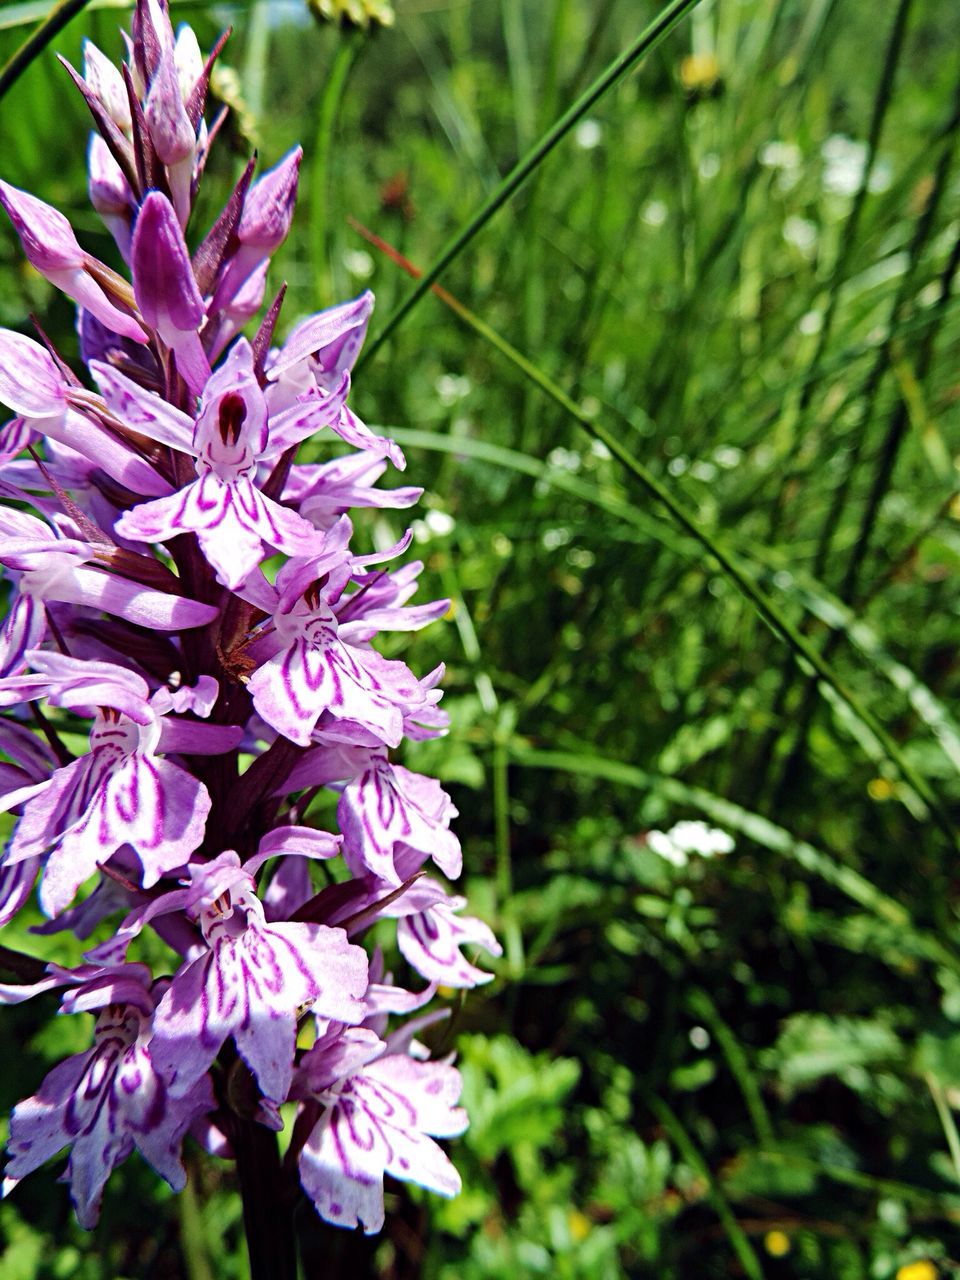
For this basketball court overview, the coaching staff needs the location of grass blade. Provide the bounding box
[508,743,917,931]
[0,0,93,105]
[646,1093,765,1280]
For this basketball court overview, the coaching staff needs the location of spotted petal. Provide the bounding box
[151,919,367,1101]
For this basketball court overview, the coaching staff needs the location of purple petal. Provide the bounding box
[269,291,374,382]
[45,564,219,631]
[238,147,302,251]
[0,329,65,417]
[89,359,195,452]
[144,48,195,166]
[132,191,205,341]
[0,180,83,272]
[397,895,501,989]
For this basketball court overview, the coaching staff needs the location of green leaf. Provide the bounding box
[768,1013,903,1092]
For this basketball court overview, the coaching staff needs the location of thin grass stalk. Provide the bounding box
[357,0,705,368]
[766,83,960,814]
[765,0,915,543]
[178,1165,216,1280]
[309,28,364,304]
[750,73,960,807]
[647,1094,765,1280]
[643,0,843,423]
[0,0,92,103]
[837,211,960,600]
[927,1074,960,1185]
[687,987,775,1148]
[240,0,270,126]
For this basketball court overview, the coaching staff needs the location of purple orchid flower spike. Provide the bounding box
[143,853,369,1103]
[104,337,341,587]
[294,1030,466,1234]
[0,0,490,1251]
[0,653,234,915]
[0,182,146,344]
[131,192,210,394]
[4,967,213,1228]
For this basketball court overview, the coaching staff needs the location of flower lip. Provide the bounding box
[217,391,247,445]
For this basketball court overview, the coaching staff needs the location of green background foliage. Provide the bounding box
[1,0,960,1275]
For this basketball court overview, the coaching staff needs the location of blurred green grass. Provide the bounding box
[2,0,960,1276]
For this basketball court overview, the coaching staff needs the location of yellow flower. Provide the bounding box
[308,0,395,29]
[896,1262,938,1280]
[680,51,720,93]
[868,777,894,800]
[764,1230,791,1258]
[568,1209,591,1242]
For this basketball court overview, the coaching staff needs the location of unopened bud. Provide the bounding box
[88,136,135,260]
[145,49,196,167]
[0,180,83,273]
[238,146,302,252]
[132,191,204,338]
[83,40,132,133]
[174,25,204,101]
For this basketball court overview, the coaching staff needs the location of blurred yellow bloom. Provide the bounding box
[896,1263,938,1280]
[764,1230,791,1257]
[680,51,720,92]
[868,777,895,800]
[309,0,395,28]
[568,1209,591,1242]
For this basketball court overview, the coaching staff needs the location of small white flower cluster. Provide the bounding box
[646,820,735,868]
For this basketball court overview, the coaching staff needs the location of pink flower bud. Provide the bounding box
[131,191,209,391]
[0,180,83,273]
[0,181,146,344]
[88,136,132,218]
[238,146,303,251]
[132,190,204,339]
[82,40,131,132]
[88,136,134,260]
[144,49,196,167]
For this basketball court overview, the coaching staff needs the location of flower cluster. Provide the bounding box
[0,0,497,1236]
